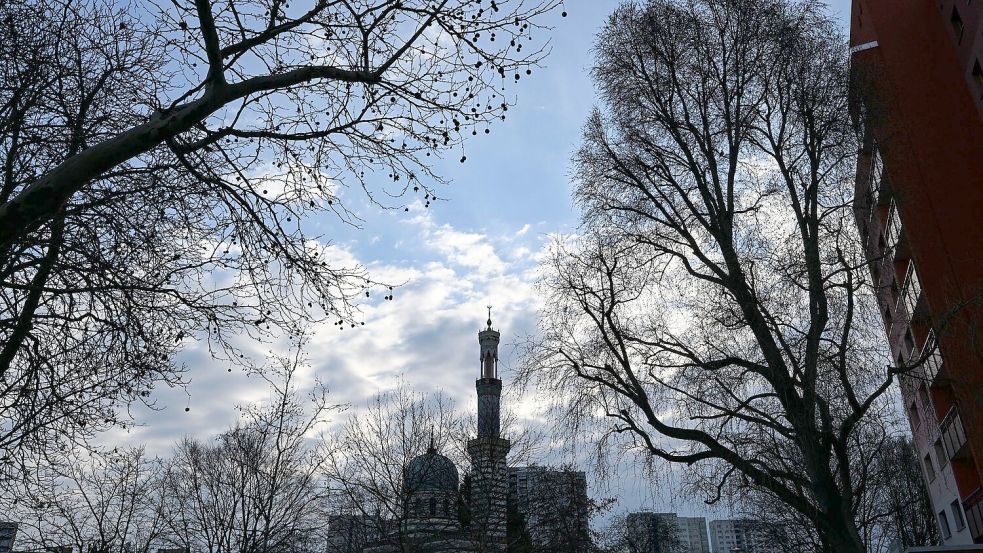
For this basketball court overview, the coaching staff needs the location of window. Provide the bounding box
[443,498,450,516]
[935,439,948,467]
[429,496,437,516]
[952,500,967,531]
[951,7,965,43]
[910,401,921,428]
[940,509,953,539]
[925,453,937,481]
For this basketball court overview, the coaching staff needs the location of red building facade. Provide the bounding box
[850,0,983,545]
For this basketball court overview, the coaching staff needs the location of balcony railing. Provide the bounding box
[863,145,883,237]
[885,201,902,254]
[868,144,883,210]
[898,262,923,322]
[941,406,968,461]
[921,331,942,382]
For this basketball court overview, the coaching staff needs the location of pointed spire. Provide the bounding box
[486,304,493,330]
[427,428,436,454]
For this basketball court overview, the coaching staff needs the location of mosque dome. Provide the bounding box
[404,445,459,493]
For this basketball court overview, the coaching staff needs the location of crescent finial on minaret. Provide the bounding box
[486,305,492,329]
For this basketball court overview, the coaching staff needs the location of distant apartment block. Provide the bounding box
[708,519,781,553]
[327,514,368,553]
[0,523,16,553]
[508,466,591,552]
[626,512,710,553]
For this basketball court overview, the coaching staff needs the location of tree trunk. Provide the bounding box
[821,510,866,553]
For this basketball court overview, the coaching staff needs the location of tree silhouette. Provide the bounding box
[156,354,338,553]
[0,0,560,470]
[10,447,163,553]
[518,0,922,551]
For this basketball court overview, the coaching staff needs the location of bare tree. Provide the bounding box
[871,437,940,550]
[11,447,163,553]
[0,0,559,467]
[517,1,912,551]
[157,350,339,553]
[322,381,465,551]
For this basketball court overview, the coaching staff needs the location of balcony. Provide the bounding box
[867,144,883,213]
[885,201,902,254]
[898,262,927,323]
[859,144,884,248]
[964,487,983,543]
[921,332,942,383]
[941,406,969,461]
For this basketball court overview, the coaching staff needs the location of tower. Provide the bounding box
[467,308,510,552]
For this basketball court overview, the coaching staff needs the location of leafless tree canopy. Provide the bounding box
[869,437,940,550]
[13,447,162,553]
[156,357,338,553]
[323,382,466,546]
[5,355,339,553]
[518,1,910,551]
[0,0,559,469]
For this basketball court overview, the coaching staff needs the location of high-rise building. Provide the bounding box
[676,517,711,553]
[626,512,710,553]
[707,519,781,553]
[508,466,590,552]
[849,0,983,545]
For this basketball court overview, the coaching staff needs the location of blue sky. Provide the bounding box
[110,0,853,524]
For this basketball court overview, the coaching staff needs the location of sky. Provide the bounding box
[108,0,853,524]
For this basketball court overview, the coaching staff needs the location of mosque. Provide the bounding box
[362,311,511,553]
[334,312,591,553]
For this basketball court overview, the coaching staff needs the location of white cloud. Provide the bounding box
[405,209,508,275]
[110,211,544,457]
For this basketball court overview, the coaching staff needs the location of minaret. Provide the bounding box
[467,307,510,552]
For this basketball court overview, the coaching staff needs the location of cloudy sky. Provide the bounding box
[110,0,853,521]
